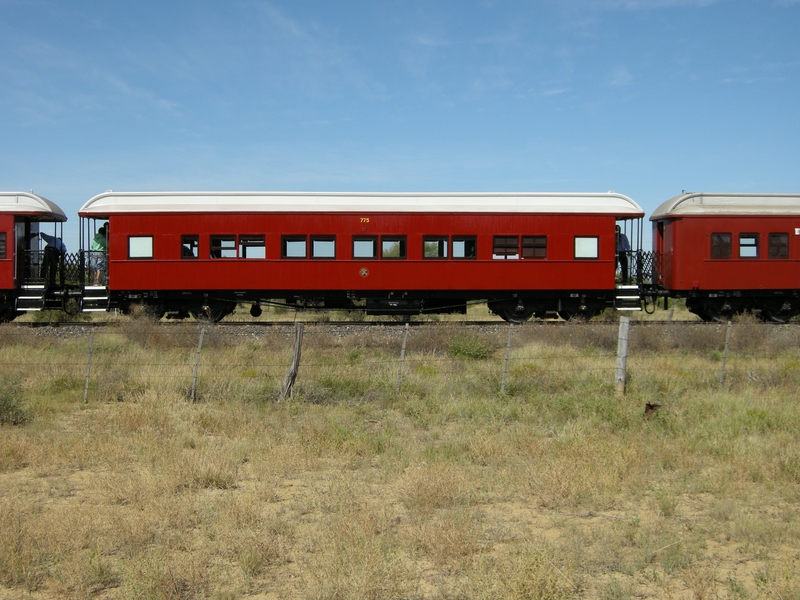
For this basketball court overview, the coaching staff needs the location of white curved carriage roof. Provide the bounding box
[80,191,644,217]
[0,192,67,221]
[651,192,800,220]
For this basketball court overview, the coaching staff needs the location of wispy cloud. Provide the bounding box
[608,66,633,86]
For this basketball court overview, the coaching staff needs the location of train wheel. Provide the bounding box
[498,307,535,324]
[760,301,797,323]
[190,302,235,323]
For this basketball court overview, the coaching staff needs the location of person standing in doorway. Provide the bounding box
[91,223,108,285]
[616,225,630,284]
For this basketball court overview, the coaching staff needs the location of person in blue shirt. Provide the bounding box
[616,225,630,284]
[38,231,67,286]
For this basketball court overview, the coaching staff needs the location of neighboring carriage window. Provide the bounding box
[574,236,599,259]
[282,236,307,258]
[452,236,477,259]
[311,237,336,259]
[353,237,377,259]
[181,235,199,259]
[493,236,519,259]
[381,237,406,259]
[239,235,265,259]
[210,235,237,258]
[522,236,547,259]
[423,236,448,259]
[0,232,5,258]
[769,233,789,258]
[711,233,732,259]
[128,236,153,259]
[739,233,759,258]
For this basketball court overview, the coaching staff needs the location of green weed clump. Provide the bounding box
[0,381,30,426]
[448,333,495,360]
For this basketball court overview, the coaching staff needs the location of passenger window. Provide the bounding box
[353,237,377,259]
[381,237,406,259]
[452,237,477,259]
[574,236,598,259]
[423,236,448,259]
[129,236,154,259]
[311,237,336,259]
[711,233,731,259]
[739,233,759,258]
[210,235,236,258]
[769,233,789,258]
[522,236,547,259]
[0,232,5,258]
[493,236,519,259]
[181,235,199,259]
[282,236,307,258]
[239,235,265,259]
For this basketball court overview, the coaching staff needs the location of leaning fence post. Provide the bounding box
[279,323,305,402]
[396,323,410,392]
[501,322,514,394]
[83,328,95,404]
[615,316,630,395]
[720,321,732,389]
[191,328,205,402]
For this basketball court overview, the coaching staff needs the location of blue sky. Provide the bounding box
[2,0,799,247]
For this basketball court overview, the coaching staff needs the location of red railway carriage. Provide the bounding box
[79,191,644,322]
[651,192,800,322]
[0,192,69,321]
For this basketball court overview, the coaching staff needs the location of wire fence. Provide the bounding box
[1,319,798,403]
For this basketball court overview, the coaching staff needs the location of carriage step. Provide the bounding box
[614,285,642,311]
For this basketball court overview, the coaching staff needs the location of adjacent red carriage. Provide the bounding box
[79,191,645,322]
[0,192,69,322]
[651,192,800,322]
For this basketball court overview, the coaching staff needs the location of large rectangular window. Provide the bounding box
[353,237,377,259]
[311,237,336,259]
[769,233,789,258]
[423,236,448,259]
[452,237,477,259]
[574,236,598,259]
[282,236,307,258]
[0,232,5,258]
[711,233,732,259]
[239,235,265,259]
[739,233,759,258]
[181,235,199,259]
[522,236,547,259]
[381,237,406,259]
[128,236,153,259]
[493,236,519,259]
[210,235,237,258]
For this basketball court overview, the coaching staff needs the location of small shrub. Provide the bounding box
[0,382,30,426]
[448,334,495,360]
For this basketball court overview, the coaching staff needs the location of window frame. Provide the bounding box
[423,236,448,259]
[768,233,789,259]
[452,236,477,259]
[574,236,599,260]
[310,236,336,259]
[181,235,199,259]
[380,236,406,259]
[711,233,732,259]
[210,235,237,259]
[128,235,154,260]
[352,236,377,259]
[239,235,266,259]
[522,236,547,259]
[738,233,759,259]
[0,231,5,259]
[282,236,307,259]
[493,236,519,260]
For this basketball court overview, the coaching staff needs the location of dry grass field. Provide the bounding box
[1,312,799,599]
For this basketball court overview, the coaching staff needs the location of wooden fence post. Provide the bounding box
[279,323,305,402]
[191,328,205,402]
[396,323,410,392]
[720,321,732,389]
[615,316,630,395]
[501,322,514,394]
[83,328,95,404]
